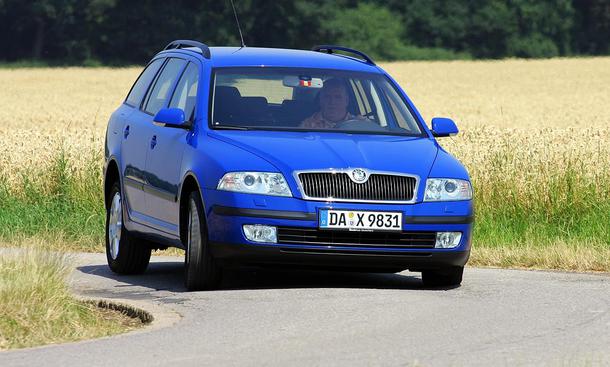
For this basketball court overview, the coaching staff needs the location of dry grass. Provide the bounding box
[1,58,609,173]
[469,241,610,273]
[0,67,133,183]
[383,57,610,129]
[0,245,143,350]
[0,58,609,271]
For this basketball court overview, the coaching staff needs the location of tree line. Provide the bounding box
[0,0,608,64]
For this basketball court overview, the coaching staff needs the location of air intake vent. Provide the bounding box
[277,227,436,248]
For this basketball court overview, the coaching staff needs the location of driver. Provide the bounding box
[300,78,364,129]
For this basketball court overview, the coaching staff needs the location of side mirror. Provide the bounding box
[431,117,459,137]
[153,108,190,129]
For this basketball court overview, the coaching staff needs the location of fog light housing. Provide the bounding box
[243,225,277,243]
[435,232,462,249]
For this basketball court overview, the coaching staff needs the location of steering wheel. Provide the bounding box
[363,111,377,119]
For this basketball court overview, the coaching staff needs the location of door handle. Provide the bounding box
[123,125,130,139]
[150,135,157,149]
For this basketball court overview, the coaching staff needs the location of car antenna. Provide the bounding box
[229,0,246,48]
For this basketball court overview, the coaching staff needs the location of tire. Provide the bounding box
[105,181,151,274]
[184,191,221,291]
[422,266,464,287]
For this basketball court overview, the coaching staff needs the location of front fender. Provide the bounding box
[180,133,280,192]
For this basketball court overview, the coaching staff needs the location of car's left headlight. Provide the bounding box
[217,172,292,197]
[424,178,472,201]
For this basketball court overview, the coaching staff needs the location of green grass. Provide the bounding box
[472,146,610,238]
[0,59,112,68]
[465,135,610,271]
[0,146,608,272]
[0,60,55,68]
[0,248,142,349]
[0,148,105,252]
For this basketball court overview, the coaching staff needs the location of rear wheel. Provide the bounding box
[422,266,464,287]
[105,182,151,274]
[184,191,221,291]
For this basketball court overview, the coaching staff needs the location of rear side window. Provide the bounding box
[125,58,164,107]
[143,58,187,115]
[169,62,199,120]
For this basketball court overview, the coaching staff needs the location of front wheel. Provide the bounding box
[105,182,151,274]
[421,266,464,287]
[184,191,221,291]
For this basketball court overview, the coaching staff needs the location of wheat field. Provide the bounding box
[1,57,609,271]
[1,59,609,173]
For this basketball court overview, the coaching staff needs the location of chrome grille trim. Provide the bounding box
[294,169,419,204]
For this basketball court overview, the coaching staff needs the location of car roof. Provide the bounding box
[160,46,382,73]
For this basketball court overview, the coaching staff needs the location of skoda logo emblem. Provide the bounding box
[351,169,368,183]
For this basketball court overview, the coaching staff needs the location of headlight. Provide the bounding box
[217,172,292,197]
[424,178,472,201]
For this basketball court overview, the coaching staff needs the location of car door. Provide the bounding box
[121,57,165,219]
[138,57,188,233]
[145,61,200,230]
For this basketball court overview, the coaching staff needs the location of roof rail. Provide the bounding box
[311,45,375,65]
[164,40,211,59]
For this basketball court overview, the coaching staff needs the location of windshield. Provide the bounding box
[211,67,425,136]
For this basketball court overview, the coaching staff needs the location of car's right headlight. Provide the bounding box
[217,172,292,197]
[424,178,472,201]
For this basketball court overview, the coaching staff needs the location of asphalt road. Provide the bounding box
[1,253,609,367]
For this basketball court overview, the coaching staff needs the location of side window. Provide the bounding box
[143,58,187,115]
[169,62,199,120]
[125,58,164,107]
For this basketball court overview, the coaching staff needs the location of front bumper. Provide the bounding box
[204,189,473,271]
[211,242,470,272]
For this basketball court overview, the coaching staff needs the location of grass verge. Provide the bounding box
[470,241,610,272]
[0,147,104,252]
[0,247,143,350]
[0,144,608,272]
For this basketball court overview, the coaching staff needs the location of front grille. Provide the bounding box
[277,227,436,249]
[298,172,416,202]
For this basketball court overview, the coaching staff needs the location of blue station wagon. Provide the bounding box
[104,40,474,290]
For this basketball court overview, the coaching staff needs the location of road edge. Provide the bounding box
[0,296,182,354]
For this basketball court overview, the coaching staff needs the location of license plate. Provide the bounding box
[319,209,403,232]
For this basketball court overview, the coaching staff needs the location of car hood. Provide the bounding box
[208,130,438,181]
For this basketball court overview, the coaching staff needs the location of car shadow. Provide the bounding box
[77,259,459,295]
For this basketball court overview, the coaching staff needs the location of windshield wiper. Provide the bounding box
[213,124,250,130]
